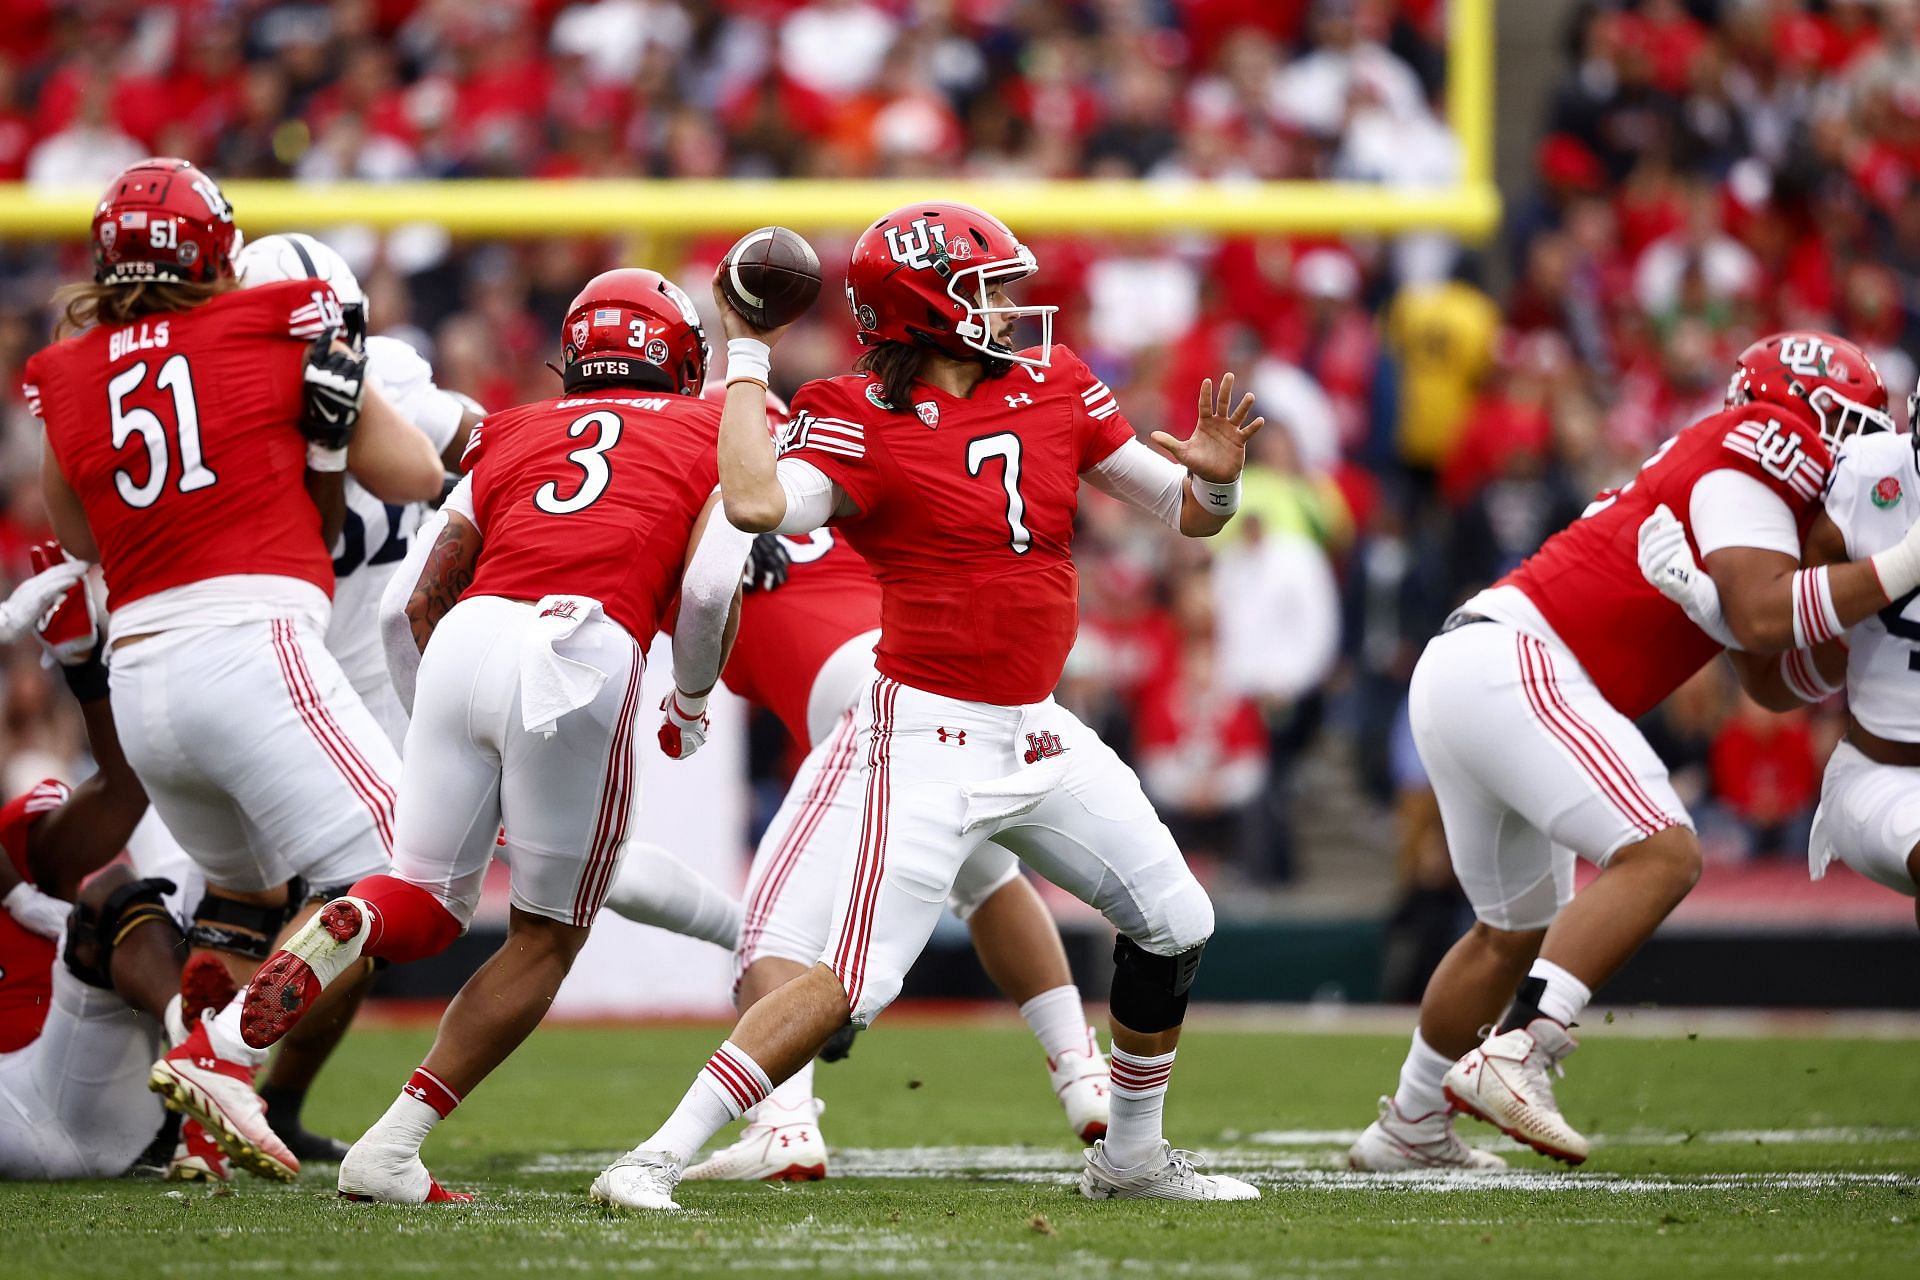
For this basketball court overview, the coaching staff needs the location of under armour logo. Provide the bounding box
[1023,730,1065,764]
[403,1083,428,1103]
[1005,393,1033,408]
[936,727,966,745]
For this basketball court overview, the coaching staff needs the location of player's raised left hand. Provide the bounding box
[1151,372,1264,483]
[0,544,90,649]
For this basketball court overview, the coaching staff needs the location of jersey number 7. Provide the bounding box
[967,432,1031,555]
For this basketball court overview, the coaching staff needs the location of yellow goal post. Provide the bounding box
[0,0,1496,240]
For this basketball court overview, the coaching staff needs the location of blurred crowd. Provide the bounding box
[0,0,1913,907]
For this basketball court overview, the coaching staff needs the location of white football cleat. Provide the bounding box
[1444,1018,1589,1165]
[591,1151,684,1211]
[1047,1028,1111,1144]
[1348,1096,1508,1172]
[337,1138,471,1203]
[147,1021,299,1183]
[683,1102,827,1182]
[1079,1140,1260,1202]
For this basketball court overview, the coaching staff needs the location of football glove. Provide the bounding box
[300,330,369,454]
[743,533,791,594]
[0,545,91,652]
[658,691,711,760]
[1638,504,1738,648]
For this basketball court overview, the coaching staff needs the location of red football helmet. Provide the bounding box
[560,268,708,396]
[844,201,1056,369]
[1726,332,1892,448]
[90,158,241,286]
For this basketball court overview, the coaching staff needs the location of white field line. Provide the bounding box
[1181,1004,1920,1041]
[515,1144,1920,1191]
[1240,1125,1920,1149]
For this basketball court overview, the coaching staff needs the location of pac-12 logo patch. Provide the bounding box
[1874,476,1903,508]
[915,401,939,428]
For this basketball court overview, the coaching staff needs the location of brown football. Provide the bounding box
[717,226,822,330]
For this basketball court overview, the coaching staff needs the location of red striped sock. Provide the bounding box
[700,1041,774,1117]
[640,1041,775,1166]
[1106,1047,1176,1169]
[403,1067,462,1119]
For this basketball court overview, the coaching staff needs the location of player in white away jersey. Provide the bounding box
[236,234,479,745]
[1642,380,1920,918]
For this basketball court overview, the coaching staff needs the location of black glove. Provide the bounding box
[300,330,369,452]
[742,533,791,594]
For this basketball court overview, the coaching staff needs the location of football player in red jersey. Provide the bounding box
[27,158,447,1182]
[0,549,228,1181]
[1349,332,1920,1172]
[600,201,1265,1209]
[235,268,755,1204]
[685,514,1113,1183]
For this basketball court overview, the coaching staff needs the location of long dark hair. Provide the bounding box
[854,341,927,412]
[53,277,236,338]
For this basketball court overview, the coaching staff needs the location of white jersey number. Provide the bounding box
[1878,589,1920,672]
[534,410,621,515]
[966,432,1031,555]
[107,355,217,509]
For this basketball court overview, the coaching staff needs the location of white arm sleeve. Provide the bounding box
[672,497,755,695]
[1084,437,1186,530]
[378,476,478,714]
[1689,469,1802,559]
[773,458,841,535]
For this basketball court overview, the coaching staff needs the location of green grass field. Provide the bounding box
[6,1015,1918,1279]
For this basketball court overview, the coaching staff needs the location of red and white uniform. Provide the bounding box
[27,283,398,894]
[391,391,721,927]
[0,781,72,1053]
[1413,401,1832,929]
[770,347,1214,1025]
[724,531,1025,988]
[0,781,172,1181]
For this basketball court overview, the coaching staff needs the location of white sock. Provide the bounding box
[749,1058,816,1124]
[1391,1028,1453,1120]
[1019,985,1092,1064]
[1105,1047,1176,1169]
[203,997,267,1069]
[602,842,742,950]
[1530,959,1593,1027]
[640,1041,772,1165]
[362,1088,443,1154]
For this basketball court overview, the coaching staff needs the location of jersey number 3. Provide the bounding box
[108,355,216,509]
[967,432,1031,555]
[535,410,621,515]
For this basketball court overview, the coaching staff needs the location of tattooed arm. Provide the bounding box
[380,475,480,713]
[406,510,481,652]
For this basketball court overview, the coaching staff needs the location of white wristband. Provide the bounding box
[671,689,710,719]
[1789,566,1844,648]
[1189,473,1241,517]
[1780,648,1842,705]
[1873,538,1920,602]
[725,338,771,388]
[307,443,350,472]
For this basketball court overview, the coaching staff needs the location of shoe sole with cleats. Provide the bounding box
[1444,1083,1588,1166]
[147,1061,297,1183]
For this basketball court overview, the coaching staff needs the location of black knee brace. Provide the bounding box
[187,888,294,961]
[1109,934,1206,1033]
[63,877,178,990]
